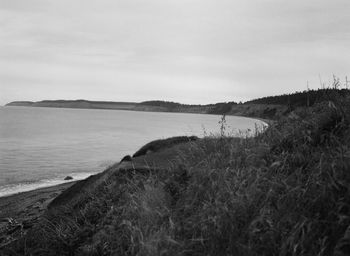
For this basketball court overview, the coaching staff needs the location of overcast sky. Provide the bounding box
[0,0,349,105]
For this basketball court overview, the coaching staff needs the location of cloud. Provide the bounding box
[0,0,349,105]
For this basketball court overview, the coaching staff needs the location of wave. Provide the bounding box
[0,172,97,198]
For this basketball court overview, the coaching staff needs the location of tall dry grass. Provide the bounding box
[3,92,350,256]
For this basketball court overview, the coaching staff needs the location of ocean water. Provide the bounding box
[0,106,265,197]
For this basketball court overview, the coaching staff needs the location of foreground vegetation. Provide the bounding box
[3,91,350,255]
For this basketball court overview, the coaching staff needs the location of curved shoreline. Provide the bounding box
[0,115,270,249]
[0,108,267,199]
[0,172,98,198]
[0,181,76,248]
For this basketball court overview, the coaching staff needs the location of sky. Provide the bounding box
[0,0,349,105]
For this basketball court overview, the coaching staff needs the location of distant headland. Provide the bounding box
[5,99,235,114]
[6,88,350,120]
[2,88,350,254]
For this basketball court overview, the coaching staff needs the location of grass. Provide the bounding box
[132,136,198,157]
[2,93,350,256]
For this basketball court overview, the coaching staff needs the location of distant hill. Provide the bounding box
[245,88,350,109]
[6,100,138,110]
[5,91,350,255]
[6,88,350,120]
[139,100,238,114]
[229,88,350,120]
[6,101,34,107]
[6,99,237,115]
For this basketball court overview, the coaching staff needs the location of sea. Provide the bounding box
[0,106,266,197]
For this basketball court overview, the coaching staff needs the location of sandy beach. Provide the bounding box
[0,182,75,247]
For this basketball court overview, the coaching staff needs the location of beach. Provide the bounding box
[0,182,75,247]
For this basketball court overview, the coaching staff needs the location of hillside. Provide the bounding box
[246,88,350,107]
[3,100,288,120]
[7,89,349,120]
[5,99,226,115]
[2,90,350,255]
[6,100,138,110]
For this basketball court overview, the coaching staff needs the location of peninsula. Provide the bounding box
[8,88,350,120]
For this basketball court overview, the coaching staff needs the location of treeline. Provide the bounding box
[141,89,350,115]
[207,101,237,114]
[9,88,350,116]
[140,100,195,110]
[245,88,350,108]
[140,100,238,114]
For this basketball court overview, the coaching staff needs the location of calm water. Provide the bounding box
[0,106,265,197]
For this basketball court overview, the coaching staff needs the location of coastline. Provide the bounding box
[0,112,271,248]
[0,113,270,202]
[0,171,99,198]
[2,93,349,254]
[0,182,76,247]
[0,181,76,221]
[247,116,274,126]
